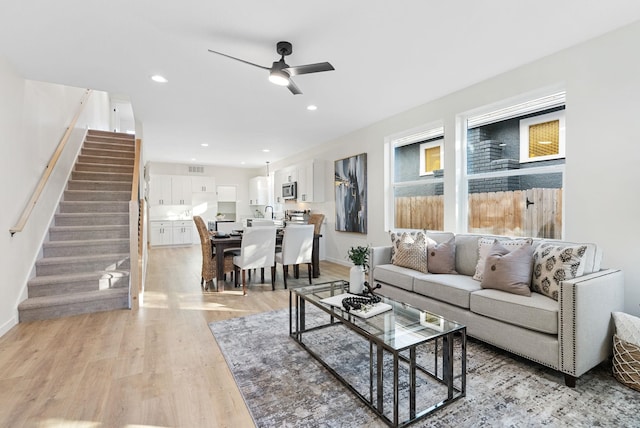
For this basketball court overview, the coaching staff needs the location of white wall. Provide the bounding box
[273,20,640,315]
[0,56,110,336]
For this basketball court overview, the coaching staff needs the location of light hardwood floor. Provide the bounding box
[0,245,349,427]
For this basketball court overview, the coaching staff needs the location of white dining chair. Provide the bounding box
[275,224,314,289]
[233,226,277,295]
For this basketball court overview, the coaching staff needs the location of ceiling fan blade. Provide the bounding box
[207,49,270,71]
[286,62,335,77]
[287,79,302,95]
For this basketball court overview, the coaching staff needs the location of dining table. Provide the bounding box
[210,230,322,292]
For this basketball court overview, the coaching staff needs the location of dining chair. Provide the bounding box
[193,216,235,291]
[274,224,314,289]
[233,226,277,295]
[308,213,325,235]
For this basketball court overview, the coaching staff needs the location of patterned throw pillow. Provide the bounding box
[480,240,534,296]
[427,236,457,274]
[390,231,421,264]
[473,238,533,281]
[392,232,428,273]
[531,243,587,300]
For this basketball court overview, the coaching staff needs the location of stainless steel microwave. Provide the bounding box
[282,182,297,200]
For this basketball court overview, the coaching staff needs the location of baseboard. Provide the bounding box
[325,256,351,267]
[0,313,18,338]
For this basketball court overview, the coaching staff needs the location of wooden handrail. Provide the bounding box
[9,89,93,236]
[129,138,143,309]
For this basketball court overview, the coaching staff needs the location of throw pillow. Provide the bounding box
[427,236,457,274]
[389,230,421,264]
[480,240,534,296]
[613,312,640,347]
[473,237,533,281]
[531,243,587,300]
[392,232,428,273]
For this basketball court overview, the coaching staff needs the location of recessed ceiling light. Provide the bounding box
[151,75,168,83]
[307,105,318,111]
[538,141,553,145]
[191,158,196,161]
[241,161,246,165]
[201,143,209,147]
[262,149,270,153]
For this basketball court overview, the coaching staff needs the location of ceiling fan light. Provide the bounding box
[269,69,290,86]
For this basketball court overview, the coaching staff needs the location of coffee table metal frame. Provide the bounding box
[290,280,466,427]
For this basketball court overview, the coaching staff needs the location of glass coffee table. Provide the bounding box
[290,280,466,427]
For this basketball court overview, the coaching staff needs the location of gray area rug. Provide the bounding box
[209,307,640,427]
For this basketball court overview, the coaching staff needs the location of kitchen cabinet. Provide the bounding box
[150,221,173,246]
[171,176,192,205]
[191,176,216,193]
[216,185,237,202]
[148,175,192,205]
[273,170,285,203]
[172,220,193,245]
[249,176,269,205]
[148,175,173,205]
[296,159,325,202]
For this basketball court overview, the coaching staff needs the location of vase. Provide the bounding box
[349,265,365,294]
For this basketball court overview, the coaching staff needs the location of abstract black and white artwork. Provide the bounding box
[335,153,367,233]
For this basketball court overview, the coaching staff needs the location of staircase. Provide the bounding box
[18,130,135,322]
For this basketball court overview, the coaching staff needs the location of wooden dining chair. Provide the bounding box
[233,226,277,295]
[193,216,235,291]
[274,224,314,289]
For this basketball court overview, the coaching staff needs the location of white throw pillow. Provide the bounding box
[473,237,533,282]
[613,312,640,347]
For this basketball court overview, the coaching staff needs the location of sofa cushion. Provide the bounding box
[373,264,417,292]
[413,274,482,309]
[393,232,428,273]
[531,243,588,300]
[454,234,482,276]
[390,231,421,264]
[480,240,534,296]
[470,289,558,334]
[473,237,533,281]
[539,239,601,274]
[427,236,457,274]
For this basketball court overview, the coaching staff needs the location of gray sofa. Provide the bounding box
[369,232,625,386]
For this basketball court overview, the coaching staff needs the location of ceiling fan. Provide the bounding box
[208,41,334,95]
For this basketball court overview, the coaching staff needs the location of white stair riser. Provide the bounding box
[67,181,130,191]
[81,148,135,159]
[75,163,133,174]
[84,141,135,152]
[78,155,134,166]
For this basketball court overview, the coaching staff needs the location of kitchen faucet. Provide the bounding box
[265,205,275,219]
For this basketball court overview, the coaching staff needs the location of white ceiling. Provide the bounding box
[2,1,640,168]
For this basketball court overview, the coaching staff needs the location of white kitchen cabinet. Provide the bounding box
[148,175,173,205]
[191,176,216,193]
[273,170,285,203]
[296,159,326,202]
[249,176,269,205]
[150,221,173,246]
[171,176,192,205]
[172,220,193,245]
[216,185,237,202]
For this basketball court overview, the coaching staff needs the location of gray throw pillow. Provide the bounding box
[393,232,428,273]
[480,240,534,296]
[427,236,457,274]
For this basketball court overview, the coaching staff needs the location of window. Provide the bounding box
[462,91,566,239]
[387,125,444,231]
[419,140,443,176]
[519,110,565,163]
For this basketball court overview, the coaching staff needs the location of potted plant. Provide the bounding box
[347,245,369,294]
[216,212,225,220]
